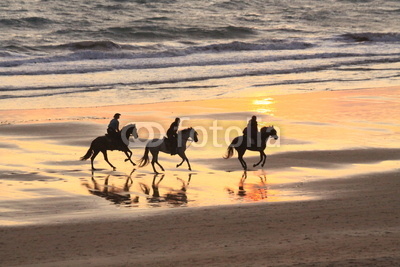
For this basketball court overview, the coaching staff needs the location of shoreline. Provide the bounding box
[1,85,399,123]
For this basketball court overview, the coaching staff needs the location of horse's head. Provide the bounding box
[122,124,138,139]
[181,127,198,142]
[191,128,199,142]
[261,126,278,140]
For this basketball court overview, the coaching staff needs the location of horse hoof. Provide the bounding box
[132,162,136,166]
[124,159,129,162]
[113,167,116,171]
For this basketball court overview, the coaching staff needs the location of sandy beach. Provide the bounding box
[1,86,400,266]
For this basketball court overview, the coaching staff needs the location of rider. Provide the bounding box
[107,113,121,141]
[243,115,258,146]
[167,117,180,155]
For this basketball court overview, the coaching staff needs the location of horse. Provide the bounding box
[80,124,138,171]
[224,126,278,170]
[138,127,198,173]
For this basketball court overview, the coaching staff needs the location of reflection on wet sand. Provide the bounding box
[82,171,193,208]
[139,174,192,207]
[82,169,138,206]
[80,167,305,209]
[226,171,268,202]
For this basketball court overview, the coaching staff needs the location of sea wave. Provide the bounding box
[0,17,55,28]
[0,39,315,66]
[0,52,399,84]
[97,25,258,40]
[188,40,314,52]
[57,41,122,51]
[1,45,399,75]
[338,32,400,43]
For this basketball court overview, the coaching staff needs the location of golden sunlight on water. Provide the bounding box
[253,97,276,117]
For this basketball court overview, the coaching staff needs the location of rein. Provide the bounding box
[179,129,195,149]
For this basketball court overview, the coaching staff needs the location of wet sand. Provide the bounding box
[1,86,400,266]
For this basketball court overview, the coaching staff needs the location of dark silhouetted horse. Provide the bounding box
[80,124,138,170]
[224,126,278,170]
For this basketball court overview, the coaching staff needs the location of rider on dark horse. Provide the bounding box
[167,117,180,155]
[107,113,124,149]
[243,115,259,146]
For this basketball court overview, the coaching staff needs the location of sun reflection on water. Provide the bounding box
[253,97,275,116]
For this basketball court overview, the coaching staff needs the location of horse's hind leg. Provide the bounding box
[253,151,264,167]
[90,150,100,170]
[237,150,247,170]
[151,151,164,173]
[102,150,116,171]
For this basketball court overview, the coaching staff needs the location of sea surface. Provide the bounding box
[0,0,399,109]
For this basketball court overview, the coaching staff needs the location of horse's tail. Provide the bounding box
[138,146,150,167]
[224,141,236,159]
[80,143,93,161]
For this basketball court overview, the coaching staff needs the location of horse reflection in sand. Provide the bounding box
[82,169,138,206]
[139,173,192,206]
[224,126,278,170]
[225,171,268,201]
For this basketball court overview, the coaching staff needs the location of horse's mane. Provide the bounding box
[122,123,136,130]
[261,126,274,133]
[180,127,193,134]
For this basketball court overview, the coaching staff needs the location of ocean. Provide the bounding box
[0,0,399,109]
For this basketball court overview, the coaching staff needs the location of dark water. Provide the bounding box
[0,0,399,109]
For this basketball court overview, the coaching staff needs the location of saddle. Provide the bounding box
[163,137,177,155]
[247,132,261,147]
[163,137,172,153]
[105,134,126,150]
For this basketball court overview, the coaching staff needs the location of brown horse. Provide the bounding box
[224,126,278,170]
[80,124,138,170]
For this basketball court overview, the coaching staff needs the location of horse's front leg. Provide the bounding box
[177,151,191,171]
[176,150,186,168]
[102,150,116,171]
[253,151,264,167]
[124,149,136,166]
[176,158,185,168]
[261,151,267,167]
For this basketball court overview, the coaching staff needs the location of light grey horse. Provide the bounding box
[138,127,198,173]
